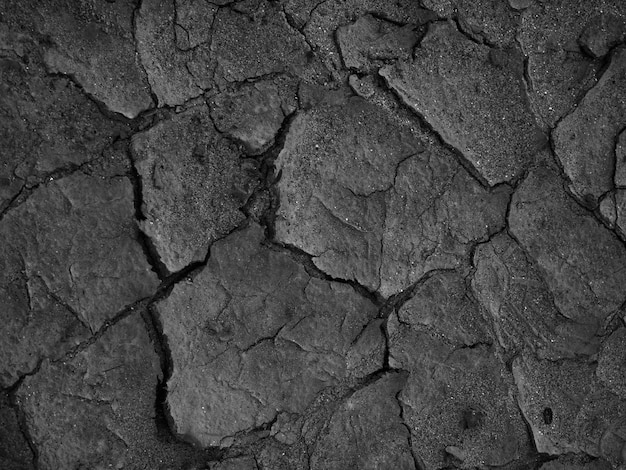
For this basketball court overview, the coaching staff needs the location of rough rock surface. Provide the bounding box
[131,102,258,273]
[380,21,544,185]
[509,165,626,327]
[472,232,601,359]
[553,47,626,203]
[33,0,153,118]
[3,0,626,468]
[513,354,626,465]
[518,1,626,127]
[17,314,162,469]
[309,372,416,470]
[275,96,509,297]
[155,223,383,447]
[0,174,158,386]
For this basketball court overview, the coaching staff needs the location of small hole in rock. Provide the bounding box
[542,407,553,425]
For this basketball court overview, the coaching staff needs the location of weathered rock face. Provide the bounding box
[540,454,613,470]
[211,4,311,84]
[553,47,626,204]
[155,223,383,447]
[472,233,601,359]
[509,165,626,327]
[309,372,416,470]
[209,77,298,155]
[131,102,258,273]
[380,21,544,185]
[33,0,153,118]
[0,54,127,211]
[0,174,158,387]
[518,0,626,127]
[386,271,529,469]
[513,354,626,465]
[17,314,161,470]
[135,0,206,107]
[275,96,508,297]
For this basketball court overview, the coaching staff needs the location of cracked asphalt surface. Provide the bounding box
[1,0,625,469]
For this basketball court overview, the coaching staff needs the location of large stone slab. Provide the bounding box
[34,0,153,118]
[17,314,161,470]
[380,21,544,185]
[0,54,126,211]
[518,1,626,127]
[553,47,626,203]
[0,174,158,386]
[131,102,258,273]
[275,96,508,297]
[155,223,382,448]
[472,233,601,359]
[509,165,626,326]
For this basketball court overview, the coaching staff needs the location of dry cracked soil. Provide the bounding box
[1,0,626,469]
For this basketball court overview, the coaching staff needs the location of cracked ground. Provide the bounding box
[1,0,626,469]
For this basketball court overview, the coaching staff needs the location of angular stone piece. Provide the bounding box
[17,315,162,470]
[554,47,626,202]
[336,15,417,72]
[1,174,157,337]
[155,223,381,448]
[0,57,126,210]
[209,78,297,155]
[472,233,601,359]
[518,0,626,126]
[211,5,310,82]
[131,102,258,273]
[275,96,508,297]
[380,22,544,185]
[509,165,626,326]
[597,327,626,398]
[301,0,436,78]
[136,0,204,106]
[579,14,626,58]
[513,354,626,464]
[35,0,153,118]
[388,313,528,469]
[540,454,613,470]
[309,373,416,470]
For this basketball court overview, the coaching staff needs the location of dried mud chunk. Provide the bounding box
[209,78,297,155]
[275,96,508,297]
[509,165,626,326]
[155,224,381,448]
[0,174,157,336]
[211,5,310,82]
[336,15,417,72]
[518,0,626,126]
[0,57,126,210]
[131,103,257,273]
[309,373,416,470]
[472,233,601,359]
[553,47,626,203]
[16,315,161,470]
[136,0,204,106]
[35,0,153,118]
[513,354,626,464]
[380,22,543,185]
[388,311,528,469]
[579,14,626,59]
